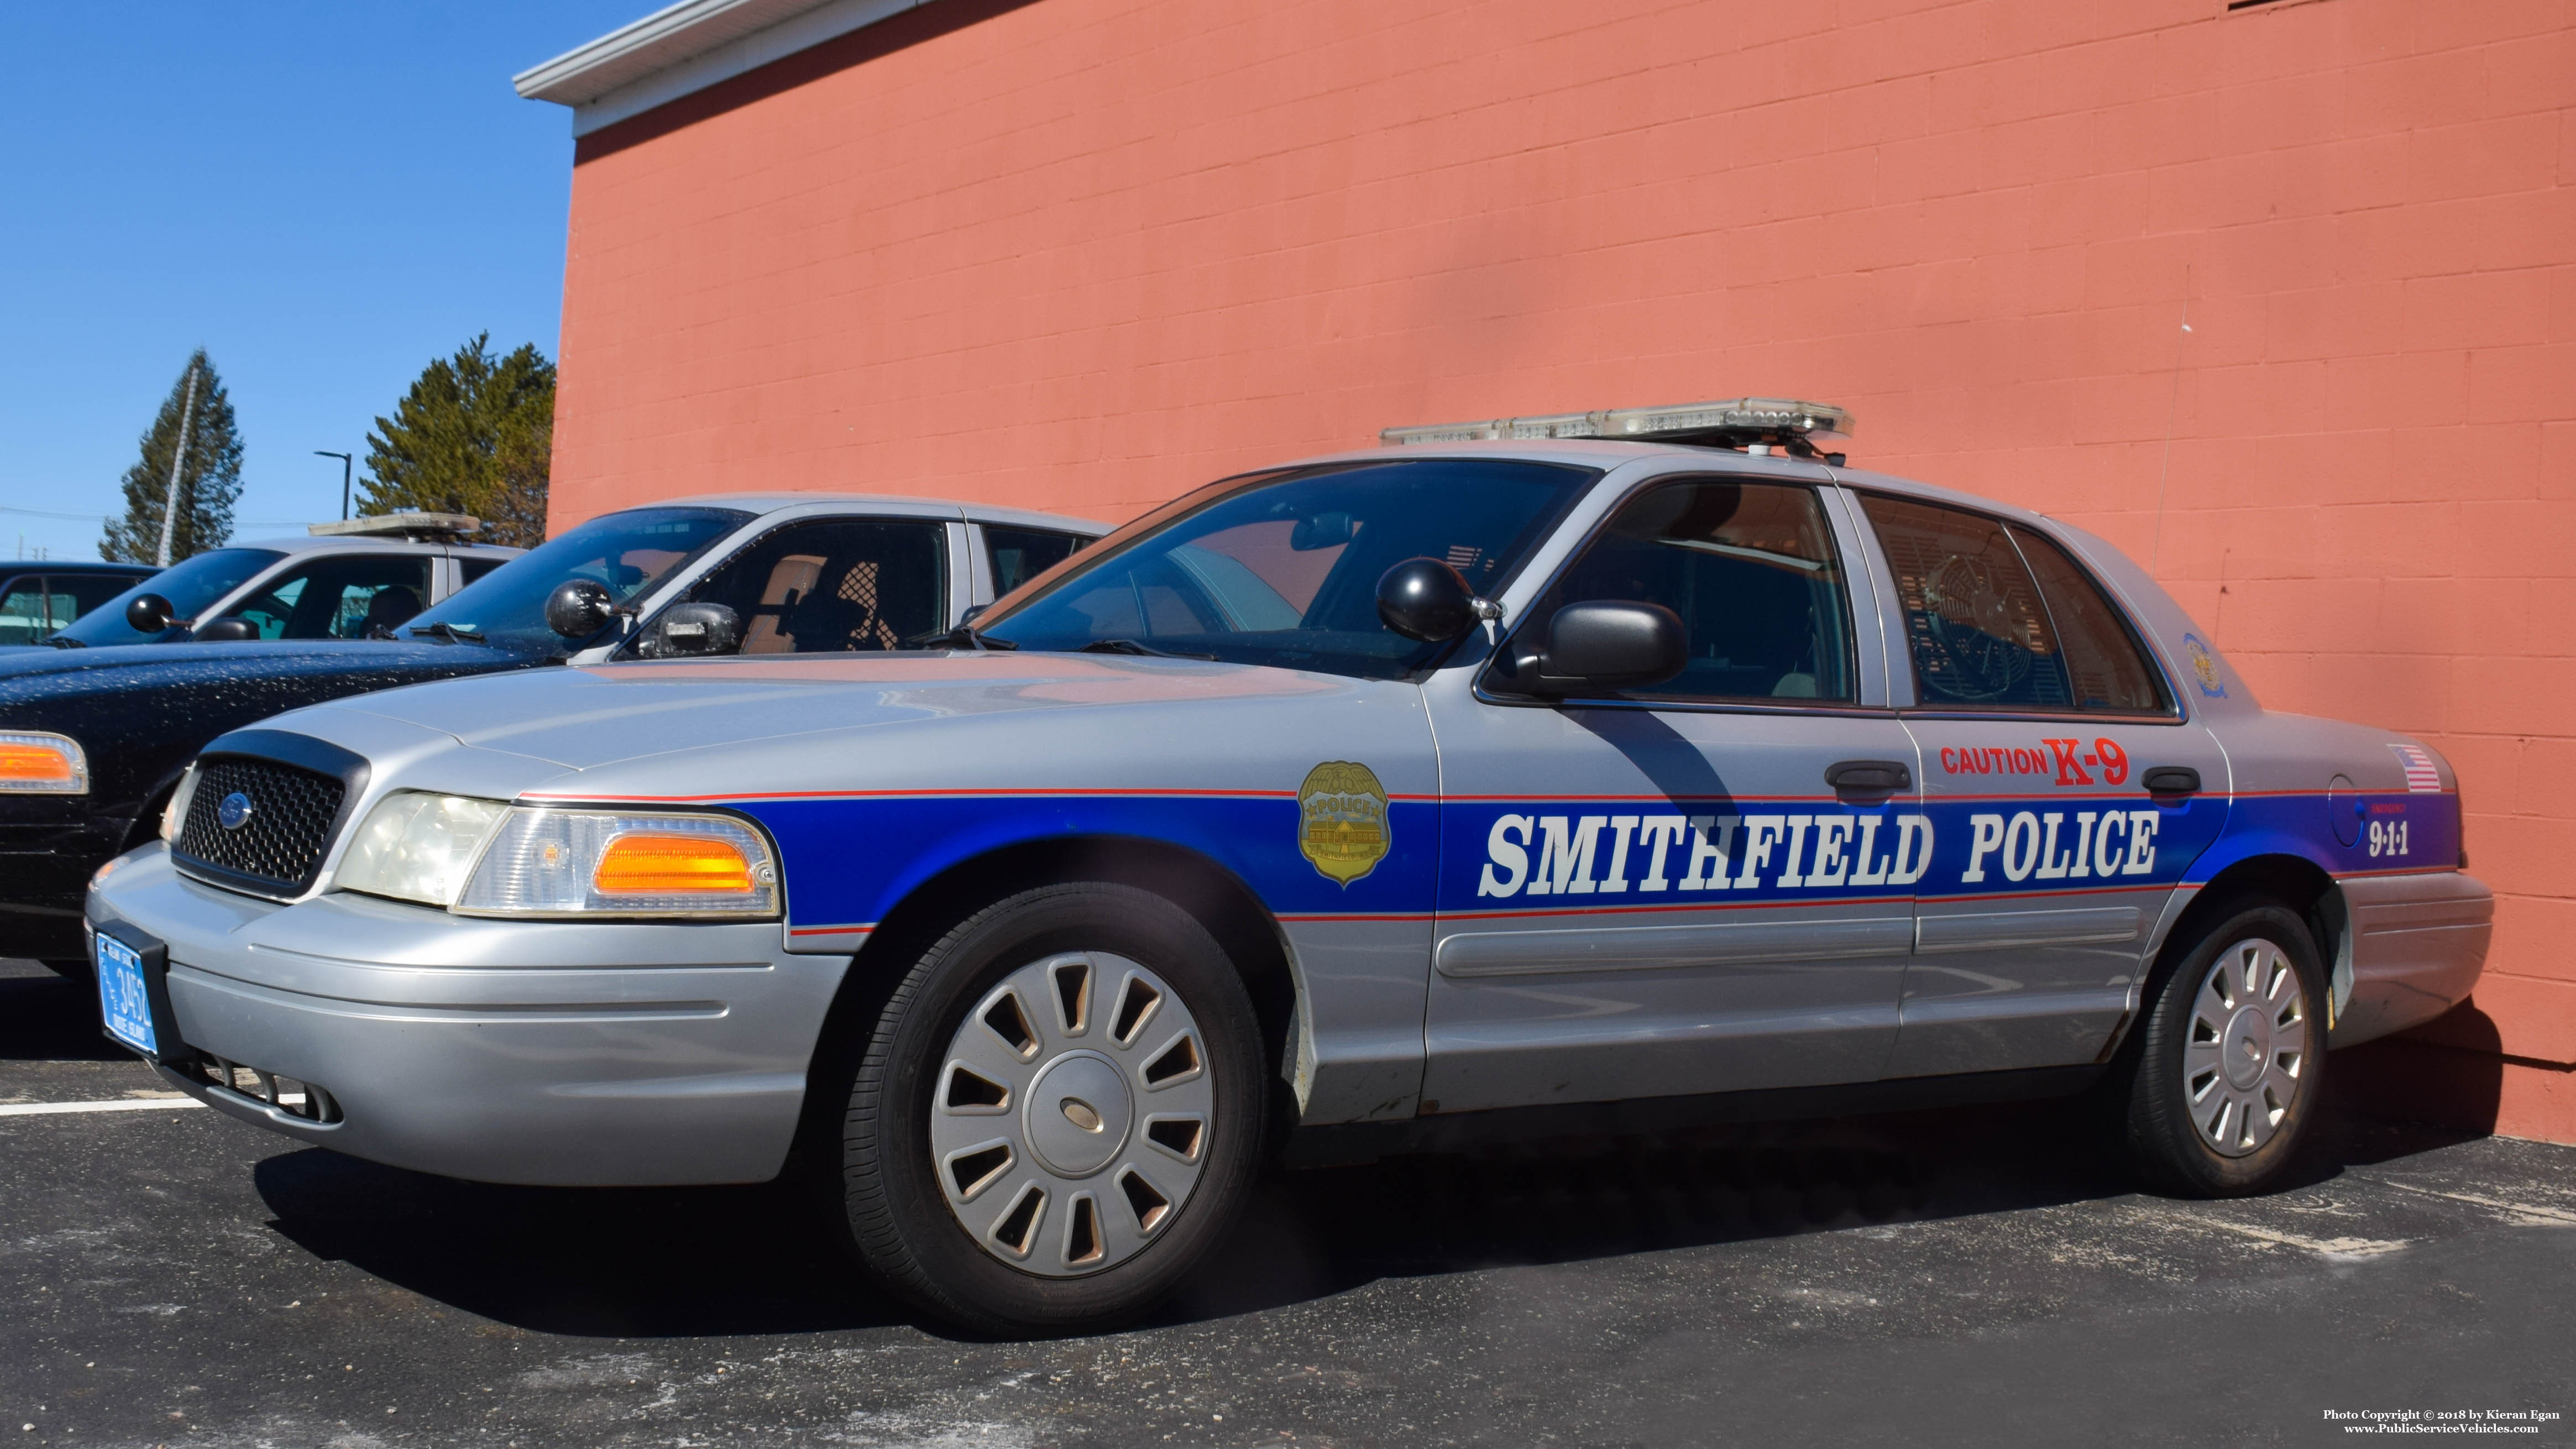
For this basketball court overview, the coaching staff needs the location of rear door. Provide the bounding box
[1851,493,2228,1075]
[1423,471,1926,1112]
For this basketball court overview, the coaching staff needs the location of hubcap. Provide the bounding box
[928,951,1213,1277]
[2184,938,2308,1158]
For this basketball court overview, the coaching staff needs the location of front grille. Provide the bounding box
[174,757,346,892]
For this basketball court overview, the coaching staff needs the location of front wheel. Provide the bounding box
[835,883,1267,1335]
[2120,899,2328,1196]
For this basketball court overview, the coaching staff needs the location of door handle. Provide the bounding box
[1825,760,1912,795]
[2141,766,2201,796]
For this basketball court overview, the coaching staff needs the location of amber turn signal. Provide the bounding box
[0,733,86,793]
[592,833,755,894]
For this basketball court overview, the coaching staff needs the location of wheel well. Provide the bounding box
[790,836,1300,1175]
[2155,852,2339,993]
[2099,852,2341,1071]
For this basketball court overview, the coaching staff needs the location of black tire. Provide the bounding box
[2121,898,2328,1197]
[834,882,1266,1335]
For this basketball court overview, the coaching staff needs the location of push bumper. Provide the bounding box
[86,846,850,1186]
[2329,870,2493,1048]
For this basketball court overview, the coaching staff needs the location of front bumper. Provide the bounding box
[2329,870,2494,1048]
[87,846,850,1186]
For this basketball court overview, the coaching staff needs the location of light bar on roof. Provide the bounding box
[308,512,483,540]
[1381,397,1854,449]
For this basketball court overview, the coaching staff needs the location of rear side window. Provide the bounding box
[1859,494,2172,715]
[457,555,509,588]
[983,527,1087,596]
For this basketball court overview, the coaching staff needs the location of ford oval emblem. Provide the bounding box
[217,791,255,831]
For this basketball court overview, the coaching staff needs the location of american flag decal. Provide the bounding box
[2391,744,2442,793]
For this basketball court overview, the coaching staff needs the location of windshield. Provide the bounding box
[401,506,753,652]
[55,548,283,647]
[976,458,1594,679]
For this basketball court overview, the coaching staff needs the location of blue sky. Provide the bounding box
[0,3,651,561]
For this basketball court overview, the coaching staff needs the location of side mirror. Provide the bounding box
[544,579,615,640]
[125,594,175,633]
[190,618,258,643]
[1375,558,1486,643]
[1498,601,1688,695]
[643,602,742,658]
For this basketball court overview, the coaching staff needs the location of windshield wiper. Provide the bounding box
[1080,638,1218,661]
[917,623,1017,651]
[411,621,485,645]
[46,635,85,649]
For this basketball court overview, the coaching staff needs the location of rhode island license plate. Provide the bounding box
[95,932,158,1055]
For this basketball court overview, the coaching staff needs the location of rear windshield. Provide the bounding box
[976,458,1594,681]
[54,548,284,647]
[400,506,752,653]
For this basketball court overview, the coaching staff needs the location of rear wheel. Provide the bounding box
[2121,900,2327,1196]
[834,882,1265,1335]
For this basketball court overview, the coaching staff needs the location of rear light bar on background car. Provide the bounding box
[1382,397,1852,460]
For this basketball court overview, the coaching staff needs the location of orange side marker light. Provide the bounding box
[593,834,755,895]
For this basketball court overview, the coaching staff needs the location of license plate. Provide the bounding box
[96,932,158,1055]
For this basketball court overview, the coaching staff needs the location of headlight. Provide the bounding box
[333,791,779,919]
[457,809,779,918]
[160,766,200,842]
[0,731,88,794]
[335,792,512,907]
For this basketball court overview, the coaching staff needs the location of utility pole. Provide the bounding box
[153,363,201,568]
[315,450,354,521]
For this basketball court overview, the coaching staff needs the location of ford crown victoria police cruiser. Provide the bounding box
[86,400,2491,1334]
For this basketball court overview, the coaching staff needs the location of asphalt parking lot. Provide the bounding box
[3,958,2570,1448]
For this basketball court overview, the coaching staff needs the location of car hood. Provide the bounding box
[0,637,537,700]
[306,651,1368,772]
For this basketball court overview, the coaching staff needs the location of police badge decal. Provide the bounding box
[1297,761,1390,887]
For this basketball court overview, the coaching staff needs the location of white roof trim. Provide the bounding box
[514,0,940,138]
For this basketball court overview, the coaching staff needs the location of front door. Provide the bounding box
[1423,473,1925,1113]
[1850,493,2229,1075]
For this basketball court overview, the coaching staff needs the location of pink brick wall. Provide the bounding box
[554,0,2576,1137]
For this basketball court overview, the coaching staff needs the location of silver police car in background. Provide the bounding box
[87,400,2490,1334]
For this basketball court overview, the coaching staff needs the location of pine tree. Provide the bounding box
[358,334,556,548]
[101,350,244,564]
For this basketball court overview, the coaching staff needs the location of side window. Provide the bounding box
[457,555,509,588]
[225,556,435,640]
[1858,495,2172,714]
[983,526,1087,596]
[64,573,143,620]
[0,578,52,645]
[684,519,946,653]
[1536,479,1857,703]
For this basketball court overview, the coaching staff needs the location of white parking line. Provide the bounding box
[0,1096,205,1118]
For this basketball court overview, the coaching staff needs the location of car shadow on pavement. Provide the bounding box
[0,958,128,1063]
[247,1085,2489,1342]
[253,1148,907,1338]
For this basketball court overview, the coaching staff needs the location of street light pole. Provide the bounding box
[314,451,354,521]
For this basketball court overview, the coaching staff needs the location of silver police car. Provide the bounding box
[86,400,2491,1334]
